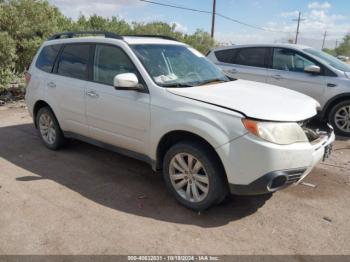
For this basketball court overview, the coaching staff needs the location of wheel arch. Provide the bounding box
[155,130,226,176]
[33,100,56,128]
[321,93,350,120]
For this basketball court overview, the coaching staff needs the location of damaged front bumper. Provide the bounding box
[217,121,335,195]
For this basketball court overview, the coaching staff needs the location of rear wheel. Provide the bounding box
[36,107,65,150]
[163,141,228,211]
[329,100,350,137]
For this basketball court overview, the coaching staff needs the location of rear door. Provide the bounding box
[267,48,327,102]
[47,43,92,137]
[214,47,269,83]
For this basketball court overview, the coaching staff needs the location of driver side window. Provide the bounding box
[93,45,138,86]
[272,48,316,73]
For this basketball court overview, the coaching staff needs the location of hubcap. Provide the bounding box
[169,153,209,203]
[39,113,56,145]
[334,105,350,133]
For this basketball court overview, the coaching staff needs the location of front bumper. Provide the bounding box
[216,125,335,195]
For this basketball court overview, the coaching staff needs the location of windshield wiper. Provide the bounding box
[160,83,194,88]
[196,78,228,86]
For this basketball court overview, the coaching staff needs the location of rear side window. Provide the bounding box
[57,44,90,80]
[36,44,61,73]
[214,49,238,63]
[234,48,267,68]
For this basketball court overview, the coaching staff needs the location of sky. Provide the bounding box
[48,0,350,49]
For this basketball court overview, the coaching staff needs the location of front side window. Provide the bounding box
[36,44,62,73]
[303,48,350,72]
[57,44,90,80]
[131,44,228,87]
[234,48,266,68]
[93,45,138,86]
[273,48,316,73]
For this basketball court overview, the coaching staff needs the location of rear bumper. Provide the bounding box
[217,125,335,196]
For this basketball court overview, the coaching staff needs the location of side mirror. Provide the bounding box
[113,73,143,91]
[304,65,321,74]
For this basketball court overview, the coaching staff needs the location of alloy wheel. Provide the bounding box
[169,153,209,203]
[39,113,56,145]
[334,105,350,133]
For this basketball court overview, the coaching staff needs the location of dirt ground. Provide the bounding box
[0,104,349,255]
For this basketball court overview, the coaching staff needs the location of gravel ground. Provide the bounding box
[0,105,349,255]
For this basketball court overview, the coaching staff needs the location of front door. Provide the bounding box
[267,48,326,103]
[85,44,150,154]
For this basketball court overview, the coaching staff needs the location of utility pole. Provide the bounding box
[211,0,216,38]
[322,30,327,49]
[335,39,338,48]
[293,12,305,44]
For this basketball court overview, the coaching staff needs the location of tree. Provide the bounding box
[0,0,68,72]
[183,29,215,54]
[0,32,17,88]
[335,34,350,57]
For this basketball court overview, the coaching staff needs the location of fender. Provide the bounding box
[319,92,350,119]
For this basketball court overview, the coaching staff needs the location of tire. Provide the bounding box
[163,141,228,211]
[328,100,350,137]
[36,107,65,150]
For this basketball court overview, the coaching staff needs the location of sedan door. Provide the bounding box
[267,48,327,102]
[214,47,269,83]
[85,44,150,155]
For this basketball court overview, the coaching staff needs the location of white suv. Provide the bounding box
[25,32,334,210]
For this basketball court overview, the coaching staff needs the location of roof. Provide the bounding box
[212,43,311,52]
[45,32,185,46]
[123,36,185,45]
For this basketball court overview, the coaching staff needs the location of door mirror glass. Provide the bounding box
[113,73,142,90]
[304,65,321,74]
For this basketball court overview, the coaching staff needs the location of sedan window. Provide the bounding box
[273,48,316,72]
[234,48,267,68]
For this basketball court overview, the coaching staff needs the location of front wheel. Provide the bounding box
[163,141,228,211]
[329,100,350,137]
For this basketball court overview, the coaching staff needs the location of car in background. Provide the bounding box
[207,44,350,136]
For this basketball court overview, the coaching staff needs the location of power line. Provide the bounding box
[139,0,290,34]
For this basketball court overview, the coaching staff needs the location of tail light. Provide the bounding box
[24,71,31,86]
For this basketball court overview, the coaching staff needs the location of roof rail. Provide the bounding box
[48,31,123,40]
[124,34,178,41]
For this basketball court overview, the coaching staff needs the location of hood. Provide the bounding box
[167,79,319,122]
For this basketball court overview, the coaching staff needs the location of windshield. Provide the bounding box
[304,48,350,72]
[131,44,229,87]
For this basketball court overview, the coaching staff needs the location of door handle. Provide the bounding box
[86,90,99,98]
[327,83,337,88]
[271,74,283,80]
[47,82,56,88]
[226,68,238,74]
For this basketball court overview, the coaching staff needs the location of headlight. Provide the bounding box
[242,119,308,145]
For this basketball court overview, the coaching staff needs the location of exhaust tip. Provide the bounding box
[268,175,287,191]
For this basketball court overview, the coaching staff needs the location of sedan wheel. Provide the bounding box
[334,105,350,133]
